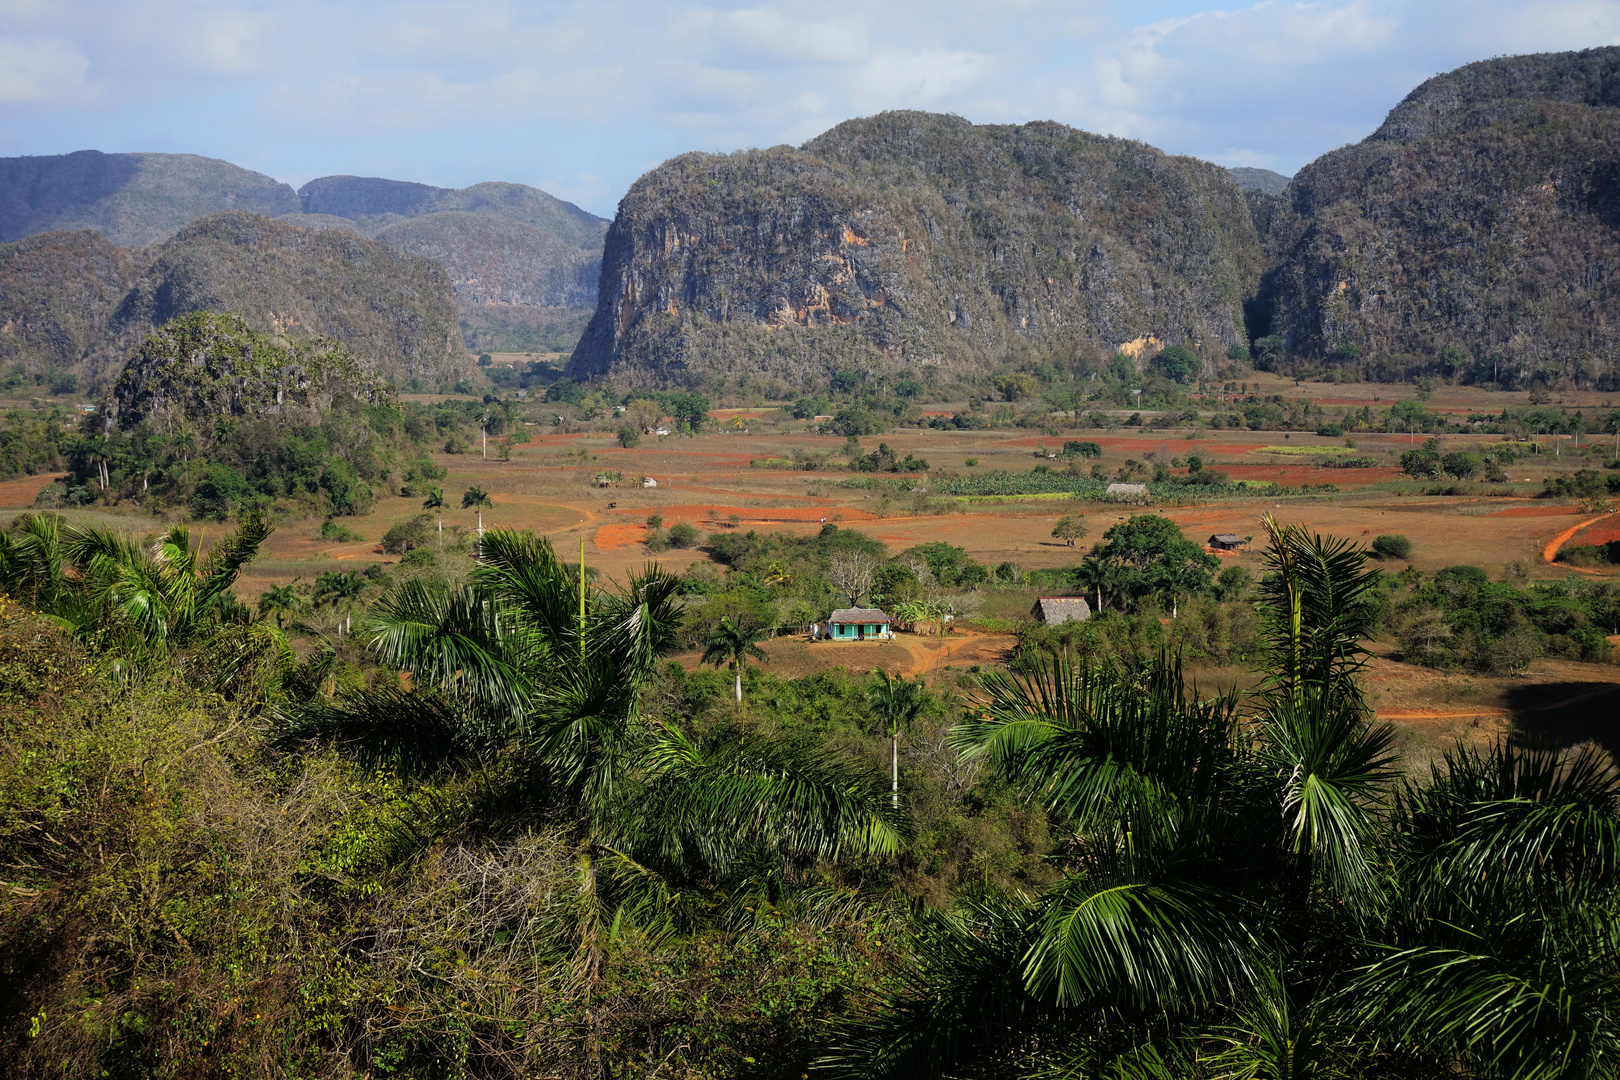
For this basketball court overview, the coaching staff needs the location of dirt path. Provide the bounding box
[886,628,1016,677]
[1543,510,1620,563]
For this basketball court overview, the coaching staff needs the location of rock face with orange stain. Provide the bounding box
[569,111,1263,388]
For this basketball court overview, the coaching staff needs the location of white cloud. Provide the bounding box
[0,36,95,104]
[4,0,1620,207]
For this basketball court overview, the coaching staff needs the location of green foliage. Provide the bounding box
[320,518,365,542]
[1085,514,1218,611]
[1372,534,1414,560]
[668,521,700,548]
[1151,344,1198,382]
[380,514,433,554]
[1393,567,1618,671]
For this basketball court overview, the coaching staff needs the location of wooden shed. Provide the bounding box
[1208,533,1245,551]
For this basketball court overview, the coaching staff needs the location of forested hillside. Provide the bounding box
[0,213,465,394]
[568,111,1263,389]
[1254,46,1620,387]
[298,176,610,352]
[0,150,299,246]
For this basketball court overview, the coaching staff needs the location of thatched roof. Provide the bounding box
[1032,597,1091,625]
[1209,533,1244,545]
[829,607,890,624]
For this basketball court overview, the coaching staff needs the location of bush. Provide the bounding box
[1371,534,1413,560]
[321,519,366,542]
[667,521,700,548]
[617,426,641,448]
[398,547,438,570]
[381,513,434,554]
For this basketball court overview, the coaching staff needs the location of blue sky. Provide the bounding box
[3,0,1618,217]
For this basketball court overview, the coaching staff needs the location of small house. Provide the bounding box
[827,607,893,641]
[1105,482,1149,501]
[642,477,658,488]
[1032,597,1091,626]
[1208,533,1245,551]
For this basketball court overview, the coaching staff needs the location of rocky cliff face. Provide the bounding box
[0,213,464,392]
[568,112,1263,388]
[0,151,299,246]
[1255,46,1620,386]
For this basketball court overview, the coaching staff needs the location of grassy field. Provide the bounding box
[8,374,1620,756]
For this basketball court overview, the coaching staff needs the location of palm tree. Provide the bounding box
[284,528,899,881]
[0,512,274,673]
[312,569,367,638]
[422,486,445,548]
[868,669,926,808]
[462,485,492,539]
[1074,553,1116,613]
[702,615,767,703]
[818,522,1408,1079]
[257,583,304,628]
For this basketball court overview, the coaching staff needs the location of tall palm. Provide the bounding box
[1345,739,1620,1080]
[422,486,445,548]
[868,669,926,808]
[313,569,367,637]
[1074,554,1116,613]
[462,485,492,539]
[1253,514,1396,908]
[702,615,767,703]
[257,582,304,628]
[821,522,1403,1079]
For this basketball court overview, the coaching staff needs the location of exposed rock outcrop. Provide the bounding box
[568,112,1263,388]
[1253,46,1620,386]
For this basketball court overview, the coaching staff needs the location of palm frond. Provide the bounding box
[275,685,485,775]
[364,578,534,720]
[815,894,1047,1080]
[624,727,904,877]
[194,510,273,610]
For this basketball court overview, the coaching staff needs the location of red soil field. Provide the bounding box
[0,473,61,506]
[1491,505,1586,517]
[606,504,878,524]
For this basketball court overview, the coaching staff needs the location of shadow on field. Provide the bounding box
[1503,681,1620,756]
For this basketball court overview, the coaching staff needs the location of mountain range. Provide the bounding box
[3,45,1617,394]
[0,155,609,385]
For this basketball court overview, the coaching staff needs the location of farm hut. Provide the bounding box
[1105,482,1150,501]
[1208,533,1245,551]
[827,607,893,641]
[1032,597,1091,626]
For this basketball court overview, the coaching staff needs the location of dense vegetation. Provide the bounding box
[1,509,1616,1079]
[24,313,520,520]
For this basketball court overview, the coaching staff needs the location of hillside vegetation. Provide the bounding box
[569,111,1263,389]
[297,176,610,352]
[0,213,466,394]
[0,150,299,246]
[1254,46,1620,387]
